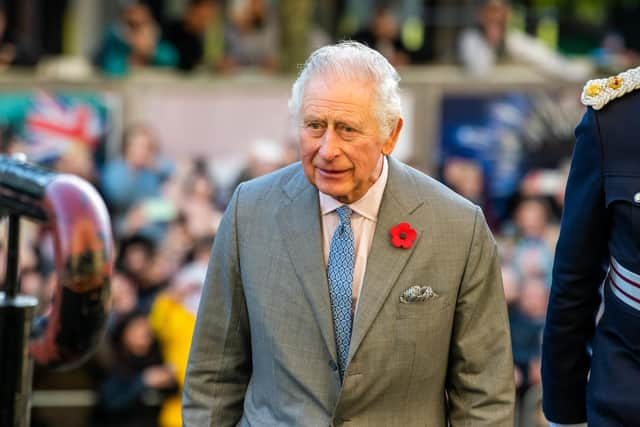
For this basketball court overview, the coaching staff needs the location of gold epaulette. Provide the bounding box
[581,66,640,110]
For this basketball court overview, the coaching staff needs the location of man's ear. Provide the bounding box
[381,117,403,156]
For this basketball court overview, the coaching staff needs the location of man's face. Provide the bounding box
[299,74,402,204]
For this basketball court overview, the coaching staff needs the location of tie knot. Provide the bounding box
[336,206,352,226]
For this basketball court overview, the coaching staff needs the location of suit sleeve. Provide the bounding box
[447,206,515,427]
[182,184,251,427]
[541,108,609,424]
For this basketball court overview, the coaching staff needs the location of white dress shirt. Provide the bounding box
[319,156,389,314]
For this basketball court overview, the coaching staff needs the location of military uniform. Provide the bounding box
[542,67,640,425]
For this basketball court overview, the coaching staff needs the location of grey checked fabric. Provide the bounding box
[327,205,355,380]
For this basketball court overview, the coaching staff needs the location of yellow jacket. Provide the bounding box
[149,294,197,427]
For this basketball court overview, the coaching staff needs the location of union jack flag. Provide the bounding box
[24,91,103,163]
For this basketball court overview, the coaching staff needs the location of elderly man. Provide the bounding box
[182,41,514,426]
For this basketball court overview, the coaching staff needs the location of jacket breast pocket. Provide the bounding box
[396,296,451,319]
[605,175,640,245]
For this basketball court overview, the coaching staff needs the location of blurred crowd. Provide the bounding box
[93,0,281,76]
[0,120,292,427]
[4,120,563,427]
[0,0,636,78]
[0,0,638,426]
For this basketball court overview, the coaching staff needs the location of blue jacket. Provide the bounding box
[542,89,640,425]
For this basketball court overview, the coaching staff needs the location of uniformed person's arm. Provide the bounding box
[447,207,515,426]
[182,184,251,427]
[542,108,609,424]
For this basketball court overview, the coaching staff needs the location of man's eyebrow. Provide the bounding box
[303,115,325,122]
[335,119,363,128]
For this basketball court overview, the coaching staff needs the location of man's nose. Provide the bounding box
[318,127,341,160]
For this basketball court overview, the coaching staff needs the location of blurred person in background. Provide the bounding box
[441,157,498,230]
[517,183,561,248]
[163,0,220,72]
[232,138,288,187]
[519,163,569,226]
[108,272,139,329]
[595,1,640,72]
[115,234,154,285]
[150,235,212,427]
[441,157,485,204]
[94,0,177,77]
[180,158,223,237]
[95,311,177,427]
[458,0,592,81]
[220,0,278,72]
[512,239,552,286]
[459,0,509,75]
[511,197,554,284]
[101,123,174,236]
[502,263,521,311]
[115,234,160,313]
[144,242,187,293]
[499,196,553,426]
[542,66,640,426]
[52,142,97,182]
[510,277,548,427]
[351,4,411,67]
[0,5,37,69]
[158,214,195,265]
[513,197,552,242]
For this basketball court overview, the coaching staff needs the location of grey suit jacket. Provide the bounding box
[183,157,515,426]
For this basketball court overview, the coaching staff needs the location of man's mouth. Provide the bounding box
[318,168,349,178]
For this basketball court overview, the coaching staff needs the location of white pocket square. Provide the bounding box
[399,285,438,304]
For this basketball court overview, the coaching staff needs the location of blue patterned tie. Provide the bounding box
[327,206,355,380]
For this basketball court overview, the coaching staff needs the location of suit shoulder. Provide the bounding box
[235,162,302,201]
[581,66,640,110]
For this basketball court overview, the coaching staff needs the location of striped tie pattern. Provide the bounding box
[327,206,355,380]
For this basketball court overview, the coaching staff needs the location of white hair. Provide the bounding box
[288,41,402,137]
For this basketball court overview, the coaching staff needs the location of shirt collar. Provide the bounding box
[319,156,388,222]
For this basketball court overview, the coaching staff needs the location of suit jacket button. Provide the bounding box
[634,192,640,204]
[328,360,338,371]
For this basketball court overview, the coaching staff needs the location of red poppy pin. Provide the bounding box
[390,222,416,249]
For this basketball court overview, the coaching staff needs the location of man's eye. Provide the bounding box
[338,124,357,135]
[338,123,356,132]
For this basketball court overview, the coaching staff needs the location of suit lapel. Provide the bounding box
[276,168,337,361]
[348,157,429,362]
